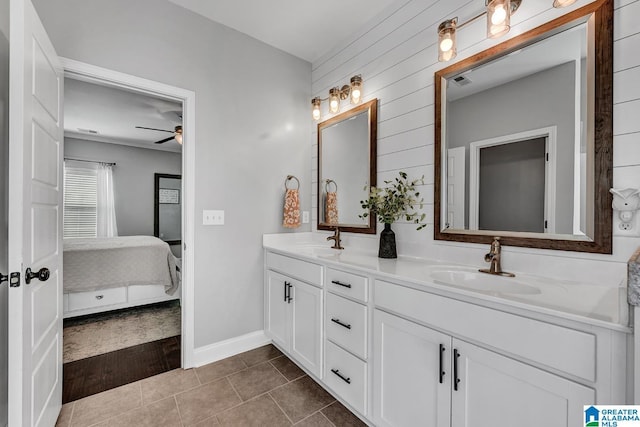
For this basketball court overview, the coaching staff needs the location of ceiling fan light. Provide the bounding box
[175,133,183,145]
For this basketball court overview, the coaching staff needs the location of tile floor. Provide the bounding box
[56,344,367,427]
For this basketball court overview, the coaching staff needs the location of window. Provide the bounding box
[63,163,98,238]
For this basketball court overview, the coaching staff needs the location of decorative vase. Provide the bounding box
[378,223,397,259]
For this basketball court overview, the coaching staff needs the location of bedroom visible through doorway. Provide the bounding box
[61,75,184,402]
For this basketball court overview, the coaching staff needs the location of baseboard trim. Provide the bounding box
[193,330,271,367]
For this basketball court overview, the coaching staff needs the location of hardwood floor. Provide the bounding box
[63,335,181,403]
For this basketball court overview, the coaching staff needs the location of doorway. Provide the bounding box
[60,59,195,401]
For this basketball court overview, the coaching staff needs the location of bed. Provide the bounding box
[63,235,181,318]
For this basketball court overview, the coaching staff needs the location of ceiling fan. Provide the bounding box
[136,125,183,144]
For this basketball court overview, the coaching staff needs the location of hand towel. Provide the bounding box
[283,189,301,228]
[325,191,339,225]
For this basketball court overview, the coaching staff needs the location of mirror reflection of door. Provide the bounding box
[478,138,546,233]
[154,173,182,245]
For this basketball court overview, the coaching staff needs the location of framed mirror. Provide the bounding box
[434,0,612,253]
[318,98,378,234]
[154,173,182,245]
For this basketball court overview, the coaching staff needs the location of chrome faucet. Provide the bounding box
[326,227,344,250]
[479,237,515,277]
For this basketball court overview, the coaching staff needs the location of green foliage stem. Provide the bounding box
[359,171,426,230]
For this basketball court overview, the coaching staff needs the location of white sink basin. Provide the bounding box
[430,269,541,295]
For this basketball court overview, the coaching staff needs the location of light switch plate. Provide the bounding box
[203,210,224,225]
[302,211,310,224]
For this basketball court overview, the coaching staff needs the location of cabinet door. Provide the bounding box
[451,339,595,427]
[373,310,451,427]
[291,280,323,378]
[266,271,290,351]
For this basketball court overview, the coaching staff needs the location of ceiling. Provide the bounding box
[167,0,400,63]
[64,78,183,153]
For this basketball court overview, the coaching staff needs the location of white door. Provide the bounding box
[447,147,465,229]
[291,280,322,378]
[8,0,63,425]
[266,270,289,351]
[451,339,595,427]
[373,310,451,427]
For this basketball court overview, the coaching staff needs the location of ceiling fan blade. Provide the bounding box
[136,126,174,133]
[155,136,175,144]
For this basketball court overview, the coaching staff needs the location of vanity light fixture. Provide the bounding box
[311,75,364,120]
[312,97,322,121]
[487,0,511,38]
[437,0,523,62]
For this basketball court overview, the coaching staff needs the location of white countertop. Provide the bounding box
[263,233,630,332]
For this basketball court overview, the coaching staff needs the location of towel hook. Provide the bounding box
[325,179,338,193]
[285,175,300,190]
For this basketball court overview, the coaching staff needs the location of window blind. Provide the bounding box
[63,164,98,238]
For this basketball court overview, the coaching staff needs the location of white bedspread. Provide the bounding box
[63,236,179,295]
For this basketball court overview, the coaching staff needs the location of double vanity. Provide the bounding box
[263,232,630,427]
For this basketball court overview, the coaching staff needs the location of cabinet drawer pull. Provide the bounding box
[331,368,351,384]
[453,348,461,391]
[331,280,352,289]
[331,318,351,330]
[95,295,104,300]
[439,344,445,384]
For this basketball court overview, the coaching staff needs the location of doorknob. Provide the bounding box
[25,267,50,284]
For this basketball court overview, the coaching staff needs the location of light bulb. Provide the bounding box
[440,37,453,52]
[175,133,183,145]
[491,5,507,25]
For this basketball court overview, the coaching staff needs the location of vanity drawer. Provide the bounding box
[326,293,367,359]
[326,267,368,302]
[67,287,127,311]
[266,252,322,287]
[375,279,597,382]
[325,340,367,415]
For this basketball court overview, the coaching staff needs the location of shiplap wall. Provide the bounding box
[311,0,640,288]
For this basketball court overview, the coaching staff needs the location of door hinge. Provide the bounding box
[544,220,548,229]
[546,153,549,161]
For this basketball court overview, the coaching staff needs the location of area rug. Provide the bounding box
[63,301,181,363]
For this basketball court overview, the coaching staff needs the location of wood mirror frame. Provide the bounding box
[317,99,378,234]
[434,0,613,253]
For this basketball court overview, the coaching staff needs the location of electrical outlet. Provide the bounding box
[302,211,310,224]
[203,210,224,225]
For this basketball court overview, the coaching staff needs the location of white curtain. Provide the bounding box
[96,163,118,237]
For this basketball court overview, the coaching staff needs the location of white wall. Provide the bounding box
[0,0,8,423]
[65,138,182,237]
[312,0,640,288]
[33,0,312,348]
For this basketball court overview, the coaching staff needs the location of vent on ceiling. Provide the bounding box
[452,75,472,86]
[77,128,99,135]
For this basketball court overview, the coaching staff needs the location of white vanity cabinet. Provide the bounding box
[265,253,323,378]
[373,309,595,427]
[323,267,369,415]
[263,237,630,427]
